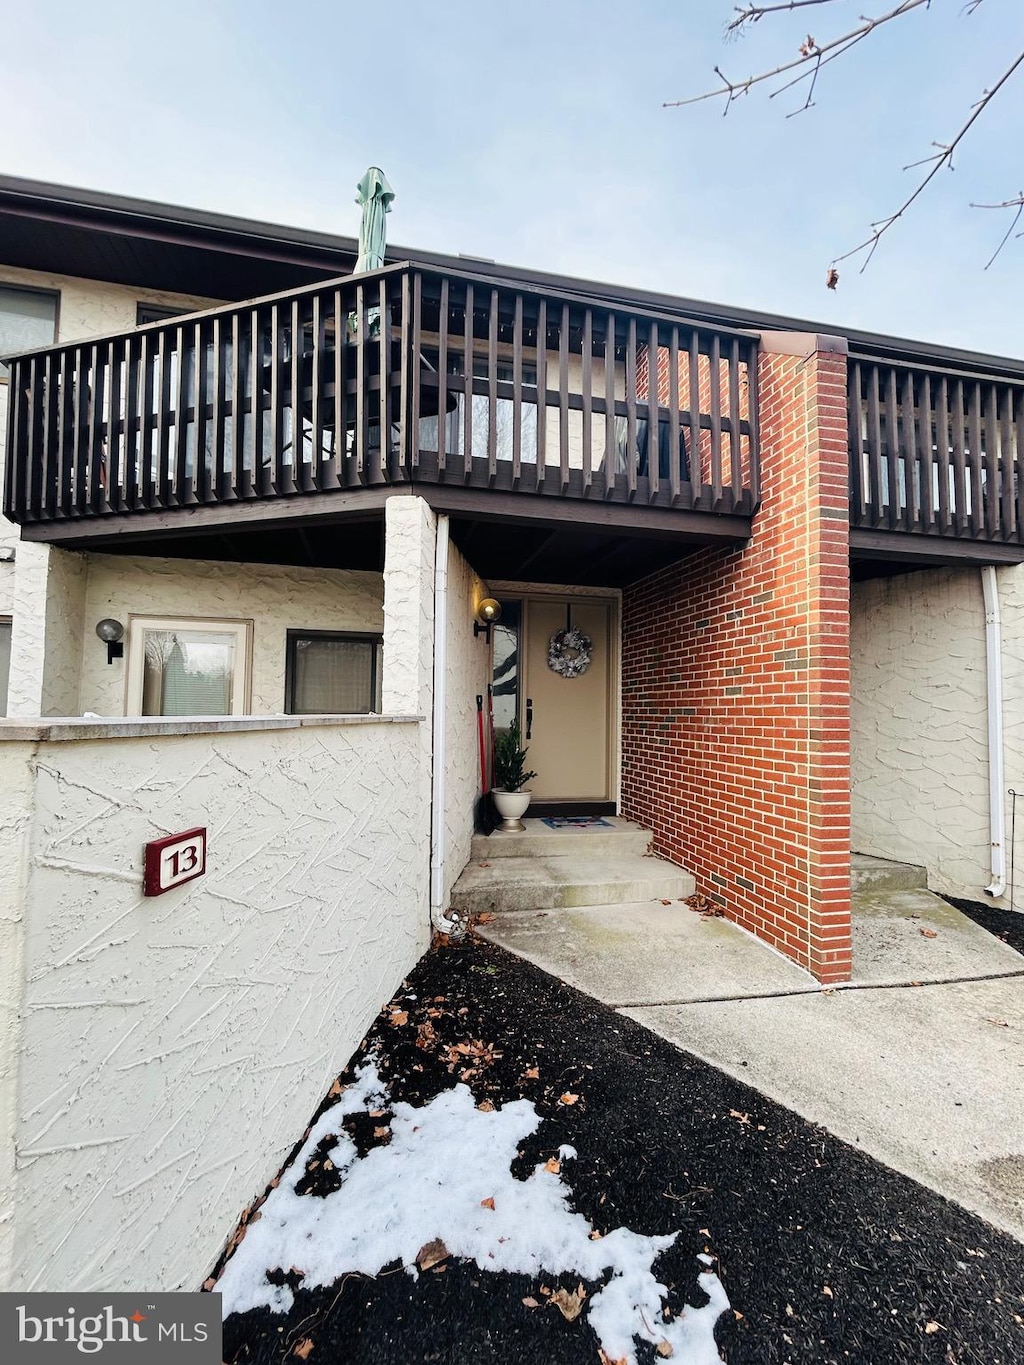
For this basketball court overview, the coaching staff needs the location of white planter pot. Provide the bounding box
[492,788,532,832]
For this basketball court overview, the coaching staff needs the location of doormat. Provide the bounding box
[541,816,613,829]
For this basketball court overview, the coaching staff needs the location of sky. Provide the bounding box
[1,0,1022,357]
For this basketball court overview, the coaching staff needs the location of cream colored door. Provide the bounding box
[522,598,613,802]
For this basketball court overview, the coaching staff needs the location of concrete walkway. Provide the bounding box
[478,886,1024,1242]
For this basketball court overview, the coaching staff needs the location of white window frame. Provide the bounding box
[124,615,253,717]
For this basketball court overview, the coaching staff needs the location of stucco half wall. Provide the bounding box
[851,563,1024,903]
[0,714,430,1293]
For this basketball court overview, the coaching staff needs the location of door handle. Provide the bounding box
[526,698,533,740]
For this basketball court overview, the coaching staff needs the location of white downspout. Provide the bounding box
[982,565,1006,898]
[430,514,458,931]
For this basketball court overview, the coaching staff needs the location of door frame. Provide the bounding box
[488,581,621,812]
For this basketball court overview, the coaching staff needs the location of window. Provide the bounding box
[0,285,58,378]
[125,617,252,717]
[285,631,381,715]
[0,617,11,717]
[136,302,188,326]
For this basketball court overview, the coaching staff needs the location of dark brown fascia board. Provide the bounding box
[0,174,360,272]
[3,173,1024,380]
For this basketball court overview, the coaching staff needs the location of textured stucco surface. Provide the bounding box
[442,541,490,906]
[382,497,436,719]
[851,565,1024,902]
[80,554,383,715]
[1,717,429,1293]
[8,544,88,717]
[0,744,33,1287]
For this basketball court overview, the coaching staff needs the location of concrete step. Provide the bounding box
[851,852,928,895]
[450,852,695,917]
[470,817,652,861]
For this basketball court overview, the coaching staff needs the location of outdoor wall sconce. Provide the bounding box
[474,598,502,642]
[96,618,125,665]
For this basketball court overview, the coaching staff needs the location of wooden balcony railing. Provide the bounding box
[849,354,1024,546]
[3,263,761,528]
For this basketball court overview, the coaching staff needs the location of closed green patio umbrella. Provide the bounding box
[355,166,395,273]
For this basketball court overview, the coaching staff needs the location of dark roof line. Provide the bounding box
[2,172,1022,380]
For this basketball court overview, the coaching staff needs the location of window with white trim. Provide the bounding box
[125,616,252,717]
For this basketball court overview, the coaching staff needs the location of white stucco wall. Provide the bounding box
[0,713,429,1293]
[382,497,435,719]
[8,544,88,717]
[443,541,490,906]
[851,564,1024,903]
[80,554,384,716]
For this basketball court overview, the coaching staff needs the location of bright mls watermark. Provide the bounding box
[0,1294,221,1361]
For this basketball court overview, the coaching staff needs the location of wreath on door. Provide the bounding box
[548,626,593,678]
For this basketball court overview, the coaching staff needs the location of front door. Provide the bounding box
[521,597,613,804]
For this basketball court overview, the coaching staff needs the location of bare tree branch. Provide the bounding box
[668,0,1022,277]
[726,0,855,37]
[664,0,929,113]
[970,194,1024,269]
[831,49,1024,271]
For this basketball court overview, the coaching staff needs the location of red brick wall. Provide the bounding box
[621,338,851,983]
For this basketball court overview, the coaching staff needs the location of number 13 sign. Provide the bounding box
[144,828,207,896]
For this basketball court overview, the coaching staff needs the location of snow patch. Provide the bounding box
[216,1062,728,1365]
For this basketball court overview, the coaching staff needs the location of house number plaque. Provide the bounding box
[144,827,207,896]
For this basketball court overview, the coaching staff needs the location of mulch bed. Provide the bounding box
[218,936,1024,1365]
[943,897,1024,958]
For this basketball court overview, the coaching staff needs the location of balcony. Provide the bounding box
[2,263,761,579]
[848,351,1024,570]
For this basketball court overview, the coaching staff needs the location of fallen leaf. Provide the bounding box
[416,1238,449,1271]
[589,1229,603,1240]
[729,1109,750,1125]
[368,1109,386,1118]
[293,1339,314,1360]
[659,899,672,906]
[733,1310,744,1321]
[549,1284,587,1321]
[327,1079,343,1098]
[924,1321,942,1334]
[920,927,938,939]
[598,1351,628,1365]
[476,1099,495,1112]
[476,911,497,923]
[522,1296,540,1309]
[481,1197,496,1210]
[544,1157,561,1175]
[389,1010,409,1026]
[823,1285,834,1298]
[656,1343,674,1359]
[539,1285,551,1296]
[523,1067,540,1080]
[202,1277,217,1292]
[373,1127,390,1139]
[559,1092,580,1106]
[985,1017,1010,1028]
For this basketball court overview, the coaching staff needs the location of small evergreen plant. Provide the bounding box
[493,719,537,792]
